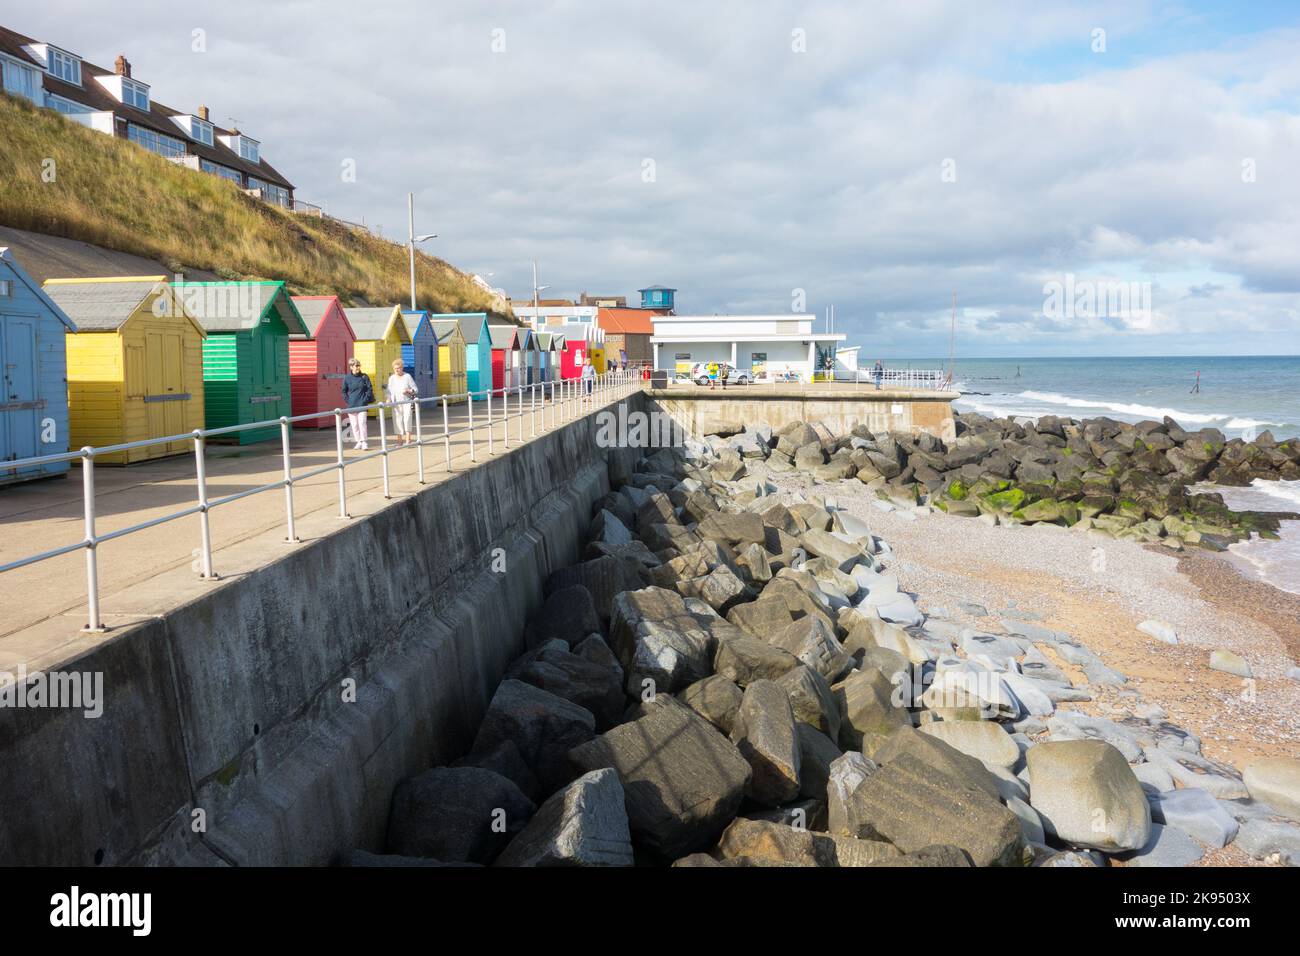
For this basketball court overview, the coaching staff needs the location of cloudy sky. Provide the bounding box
[16,1,1300,356]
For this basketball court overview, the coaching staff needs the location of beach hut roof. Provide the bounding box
[401,310,430,340]
[171,281,309,335]
[487,325,520,349]
[44,277,207,336]
[451,313,489,343]
[346,305,408,342]
[290,295,355,340]
[535,331,554,350]
[0,248,77,331]
[430,319,464,343]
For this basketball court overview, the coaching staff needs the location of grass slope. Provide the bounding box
[0,93,508,317]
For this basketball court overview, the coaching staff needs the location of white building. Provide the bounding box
[651,314,846,383]
[511,304,597,331]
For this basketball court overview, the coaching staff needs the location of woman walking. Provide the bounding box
[387,358,419,446]
[341,358,375,450]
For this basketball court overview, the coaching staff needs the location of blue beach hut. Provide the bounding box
[401,310,440,404]
[0,248,75,485]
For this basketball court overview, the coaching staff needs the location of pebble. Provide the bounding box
[1148,788,1239,848]
[1209,649,1252,678]
[1137,620,1179,645]
[1122,823,1206,867]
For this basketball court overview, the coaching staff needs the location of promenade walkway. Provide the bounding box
[0,380,634,673]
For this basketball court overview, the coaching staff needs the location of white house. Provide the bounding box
[651,314,846,383]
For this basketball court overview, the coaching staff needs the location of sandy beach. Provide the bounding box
[752,461,1300,865]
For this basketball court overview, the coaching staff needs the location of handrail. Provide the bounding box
[0,369,639,632]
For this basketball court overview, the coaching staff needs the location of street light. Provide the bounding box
[531,260,548,330]
[407,192,438,311]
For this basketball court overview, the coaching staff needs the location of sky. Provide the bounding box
[12,0,1300,357]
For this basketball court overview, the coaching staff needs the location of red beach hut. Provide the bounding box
[289,295,355,427]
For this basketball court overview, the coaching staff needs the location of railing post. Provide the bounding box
[415,399,426,484]
[379,402,391,499]
[486,387,493,455]
[334,410,348,518]
[502,387,509,450]
[518,385,524,443]
[442,396,452,472]
[280,417,298,542]
[531,382,537,437]
[194,431,216,577]
[81,448,102,632]
[469,390,477,462]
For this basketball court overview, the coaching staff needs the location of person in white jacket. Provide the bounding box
[386,359,419,446]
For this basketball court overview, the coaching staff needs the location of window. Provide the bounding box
[192,120,213,146]
[0,279,12,297]
[48,49,81,85]
[128,123,187,159]
[238,137,260,163]
[1,58,39,102]
[248,176,289,207]
[46,92,92,115]
[121,78,149,110]
[201,159,244,184]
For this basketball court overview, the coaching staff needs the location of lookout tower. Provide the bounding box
[638,285,676,312]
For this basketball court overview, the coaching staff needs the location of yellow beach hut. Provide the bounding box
[343,305,410,417]
[430,318,468,402]
[43,276,206,464]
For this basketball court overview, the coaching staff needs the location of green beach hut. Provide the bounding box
[172,281,309,444]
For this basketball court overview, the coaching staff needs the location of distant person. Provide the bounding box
[342,358,374,450]
[707,361,719,389]
[387,358,418,446]
[873,359,884,390]
[582,358,596,396]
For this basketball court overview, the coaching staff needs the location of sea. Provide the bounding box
[904,355,1300,595]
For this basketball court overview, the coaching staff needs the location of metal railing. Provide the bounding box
[0,369,639,632]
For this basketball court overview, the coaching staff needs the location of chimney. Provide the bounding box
[114,55,131,77]
[198,105,209,122]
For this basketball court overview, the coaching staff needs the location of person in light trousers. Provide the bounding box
[387,359,419,446]
[581,358,596,398]
[341,358,374,450]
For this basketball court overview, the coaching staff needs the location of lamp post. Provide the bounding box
[407,192,437,311]
[531,260,548,330]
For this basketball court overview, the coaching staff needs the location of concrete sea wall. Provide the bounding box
[0,394,643,866]
[646,387,959,442]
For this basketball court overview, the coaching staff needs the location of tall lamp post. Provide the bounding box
[531,260,548,330]
[407,192,437,311]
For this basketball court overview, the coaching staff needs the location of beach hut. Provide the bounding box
[557,324,592,379]
[44,276,206,464]
[289,296,355,428]
[172,280,309,444]
[454,313,492,400]
[400,310,440,406]
[345,306,410,418]
[488,325,521,395]
[430,319,468,402]
[535,331,555,383]
[518,327,542,386]
[0,248,74,484]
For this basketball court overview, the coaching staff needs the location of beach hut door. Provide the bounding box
[1,316,38,461]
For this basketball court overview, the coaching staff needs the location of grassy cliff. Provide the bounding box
[0,93,508,316]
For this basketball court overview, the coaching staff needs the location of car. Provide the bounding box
[690,362,752,386]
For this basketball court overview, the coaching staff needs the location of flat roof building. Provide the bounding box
[650,314,846,383]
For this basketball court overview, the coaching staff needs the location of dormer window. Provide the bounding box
[48,48,81,85]
[121,77,149,109]
[219,133,260,163]
[172,114,214,146]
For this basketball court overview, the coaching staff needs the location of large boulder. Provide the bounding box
[714,818,900,867]
[505,643,626,730]
[468,679,596,795]
[775,665,841,742]
[919,720,1020,770]
[799,529,864,572]
[713,633,801,685]
[609,587,715,694]
[696,511,766,549]
[768,616,854,682]
[796,723,844,802]
[494,768,633,867]
[834,735,1023,866]
[568,701,752,858]
[680,674,744,734]
[827,751,877,837]
[1027,740,1151,851]
[387,766,536,864]
[546,555,647,625]
[730,680,803,806]
[524,584,602,648]
[834,667,912,750]
[1243,757,1300,820]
